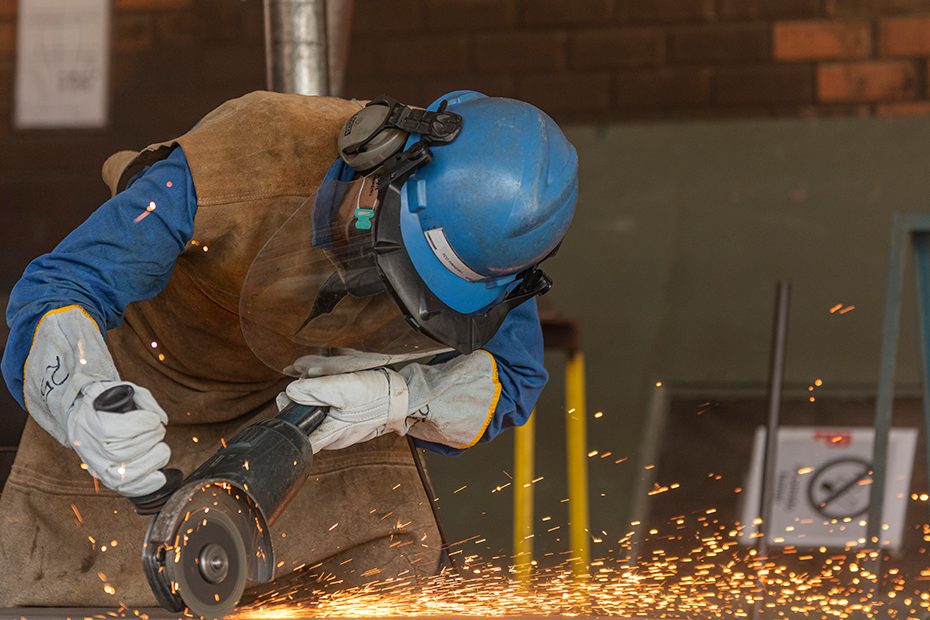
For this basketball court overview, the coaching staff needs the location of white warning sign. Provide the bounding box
[739,426,917,550]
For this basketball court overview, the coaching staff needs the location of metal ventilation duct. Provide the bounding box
[264,0,353,97]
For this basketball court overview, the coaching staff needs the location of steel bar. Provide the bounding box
[565,351,590,578]
[756,281,791,560]
[264,0,330,96]
[324,0,353,97]
[513,408,536,583]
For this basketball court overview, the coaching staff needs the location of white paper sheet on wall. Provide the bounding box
[14,0,110,128]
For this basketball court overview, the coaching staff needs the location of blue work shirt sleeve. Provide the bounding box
[413,297,548,456]
[2,147,198,408]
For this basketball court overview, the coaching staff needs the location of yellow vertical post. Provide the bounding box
[565,351,590,580]
[513,409,536,584]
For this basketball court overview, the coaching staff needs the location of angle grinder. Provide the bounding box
[122,389,328,620]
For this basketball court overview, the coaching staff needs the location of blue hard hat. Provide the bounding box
[399,91,579,314]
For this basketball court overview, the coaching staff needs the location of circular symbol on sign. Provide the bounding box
[807,457,872,519]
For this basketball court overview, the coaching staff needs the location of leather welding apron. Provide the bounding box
[0,92,442,607]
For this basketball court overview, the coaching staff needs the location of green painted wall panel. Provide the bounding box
[426,115,930,568]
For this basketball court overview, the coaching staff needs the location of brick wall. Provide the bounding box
[0,0,926,375]
[0,0,927,145]
[343,0,930,123]
[0,0,926,293]
[0,0,266,296]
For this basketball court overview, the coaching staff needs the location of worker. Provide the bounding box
[0,90,578,607]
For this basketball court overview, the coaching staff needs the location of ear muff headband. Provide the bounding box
[338,95,463,173]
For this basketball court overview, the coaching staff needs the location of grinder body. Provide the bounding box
[141,403,326,618]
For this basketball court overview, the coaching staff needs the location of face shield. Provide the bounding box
[240,142,552,377]
[239,177,449,377]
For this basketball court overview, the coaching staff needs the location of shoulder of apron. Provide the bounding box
[100,91,364,205]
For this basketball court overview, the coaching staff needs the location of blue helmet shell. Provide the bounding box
[399,91,579,314]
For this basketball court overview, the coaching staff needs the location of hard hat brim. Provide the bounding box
[399,187,514,314]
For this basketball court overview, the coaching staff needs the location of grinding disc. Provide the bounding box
[167,504,248,619]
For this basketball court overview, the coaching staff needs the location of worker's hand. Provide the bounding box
[279,368,409,453]
[66,381,171,497]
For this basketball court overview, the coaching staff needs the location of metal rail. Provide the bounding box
[756,281,791,560]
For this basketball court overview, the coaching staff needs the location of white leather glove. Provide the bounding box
[67,381,171,496]
[278,368,409,453]
[22,306,172,497]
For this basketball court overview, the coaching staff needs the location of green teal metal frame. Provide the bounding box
[867,212,930,548]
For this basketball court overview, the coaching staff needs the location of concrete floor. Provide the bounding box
[0,614,624,620]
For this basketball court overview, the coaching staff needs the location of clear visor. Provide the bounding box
[239,178,451,377]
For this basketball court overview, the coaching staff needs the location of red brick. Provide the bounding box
[875,0,930,14]
[517,72,611,113]
[773,20,870,60]
[234,4,264,45]
[424,0,516,30]
[879,16,930,57]
[714,64,813,104]
[344,37,379,78]
[614,68,711,107]
[193,1,263,46]
[818,60,917,101]
[520,0,613,26]
[824,0,866,16]
[719,0,821,19]
[684,105,776,118]
[153,3,260,49]
[876,101,930,115]
[624,0,713,23]
[777,102,871,116]
[792,103,872,118]
[113,13,154,53]
[830,0,930,15]
[342,76,425,107]
[425,74,516,101]
[669,23,769,64]
[114,0,191,11]
[377,35,469,77]
[352,0,422,34]
[202,45,264,87]
[154,11,199,47]
[569,28,664,69]
[474,31,566,73]
[609,104,771,122]
[0,20,14,57]
[111,48,200,100]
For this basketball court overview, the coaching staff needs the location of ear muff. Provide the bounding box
[338,95,463,174]
[338,101,409,173]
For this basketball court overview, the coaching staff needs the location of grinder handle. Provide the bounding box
[93,384,184,515]
[276,400,328,436]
